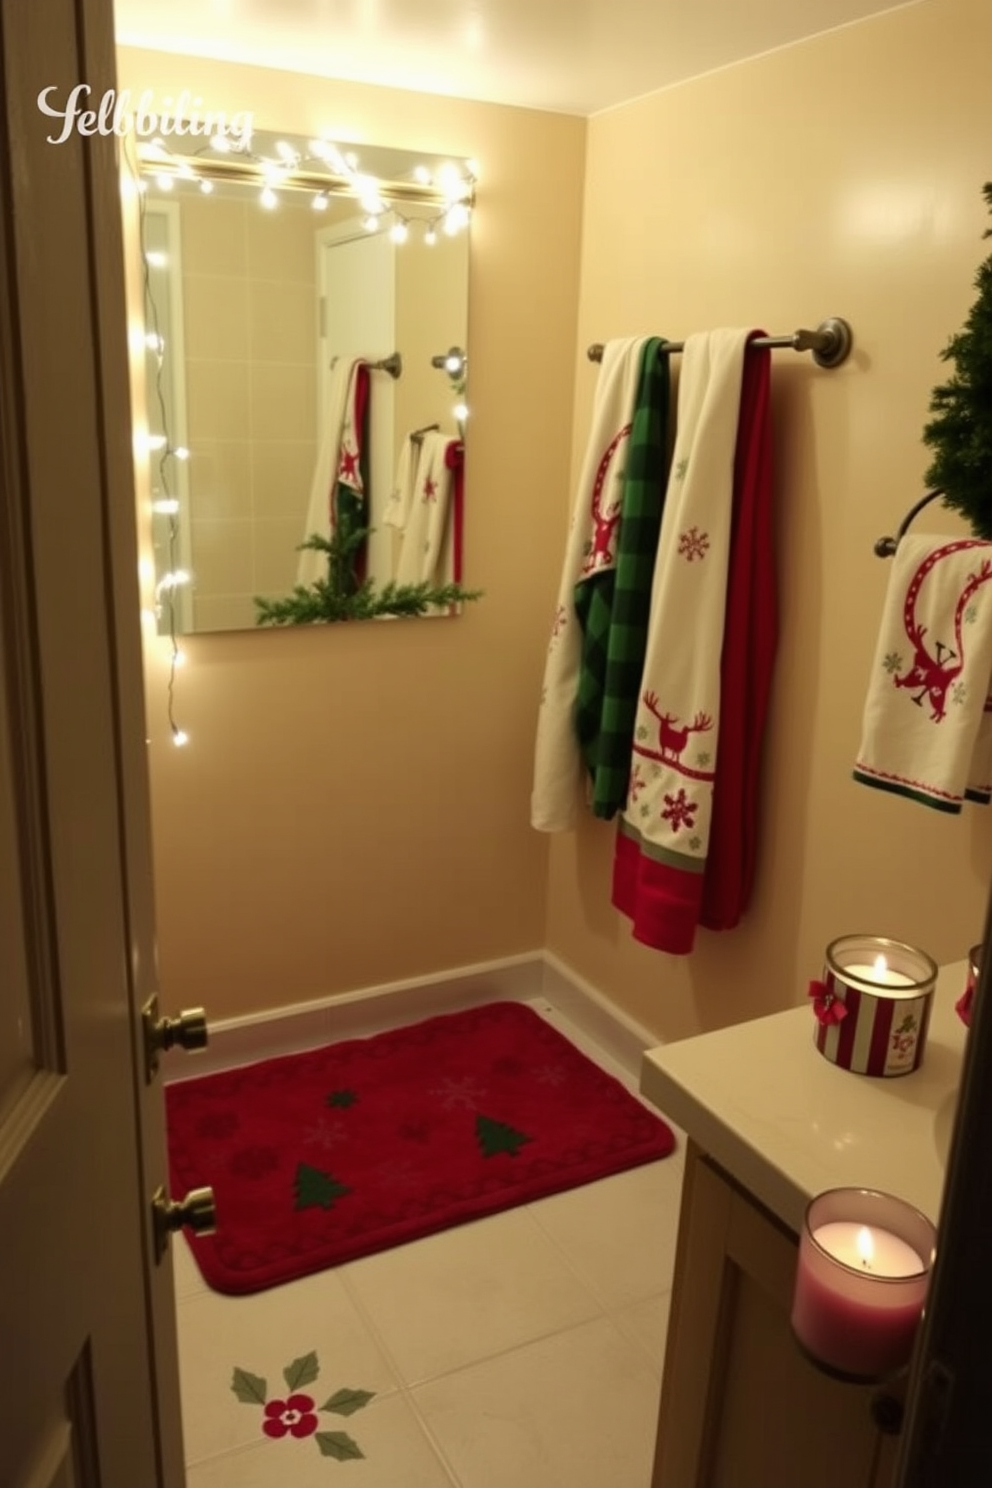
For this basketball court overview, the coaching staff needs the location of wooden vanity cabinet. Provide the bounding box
[651,1141,899,1488]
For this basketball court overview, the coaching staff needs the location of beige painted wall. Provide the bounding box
[118,47,586,1017]
[551,0,992,1041]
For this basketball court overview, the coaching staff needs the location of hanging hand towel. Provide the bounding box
[612,329,751,955]
[853,534,992,811]
[297,358,367,586]
[531,338,650,832]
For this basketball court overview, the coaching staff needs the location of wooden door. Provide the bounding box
[0,1,185,1482]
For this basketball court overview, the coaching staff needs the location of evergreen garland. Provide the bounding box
[254,526,482,627]
[923,182,992,538]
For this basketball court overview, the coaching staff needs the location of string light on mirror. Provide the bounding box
[129,145,193,749]
[135,128,477,245]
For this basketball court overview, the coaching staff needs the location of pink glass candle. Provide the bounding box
[791,1188,936,1382]
[956,944,981,1028]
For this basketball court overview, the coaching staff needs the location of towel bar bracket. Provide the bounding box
[802,317,853,369]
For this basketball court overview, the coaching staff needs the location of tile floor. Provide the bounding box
[172,999,685,1488]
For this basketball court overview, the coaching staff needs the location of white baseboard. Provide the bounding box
[164,951,663,1085]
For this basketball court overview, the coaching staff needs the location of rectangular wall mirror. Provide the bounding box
[136,129,473,631]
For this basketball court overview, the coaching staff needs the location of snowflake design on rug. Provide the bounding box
[303,1117,349,1152]
[662,788,698,833]
[533,1063,568,1087]
[678,526,710,562]
[231,1351,375,1463]
[883,650,904,674]
[430,1075,487,1110]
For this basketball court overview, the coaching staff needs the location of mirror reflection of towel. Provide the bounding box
[383,433,422,538]
[393,430,456,586]
[297,358,363,586]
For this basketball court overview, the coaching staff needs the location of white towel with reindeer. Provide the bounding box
[531,338,649,832]
[853,533,992,811]
[614,330,749,946]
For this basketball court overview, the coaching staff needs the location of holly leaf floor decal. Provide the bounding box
[283,1350,320,1390]
[231,1367,267,1404]
[316,1431,365,1460]
[321,1387,376,1416]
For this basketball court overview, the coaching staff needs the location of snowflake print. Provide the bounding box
[636,722,651,742]
[965,603,980,625]
[303,1117,349,1152]
[696,751,711,767]
[551,604,567,640]
[678,527,710,562]
[430,1075,486,1110]
[883,651,904,674]
[639,803,651,819]
[952,681,968,705]
[628,765,646,803]
[661,788,698,833]
[423,475,438,501]
[674,457,689,481]
[688,835,702,852]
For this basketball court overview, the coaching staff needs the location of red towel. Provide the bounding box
[701,343,777,928]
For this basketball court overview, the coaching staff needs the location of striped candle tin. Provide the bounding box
[813,935,938,1078]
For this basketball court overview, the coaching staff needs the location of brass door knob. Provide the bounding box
[152,1184,217,1262]
[142,994,209,1079]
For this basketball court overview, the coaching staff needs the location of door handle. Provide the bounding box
[152,1184,217,1263]
[142,993,209,1081]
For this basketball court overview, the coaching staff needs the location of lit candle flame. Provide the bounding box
[857,1226,874,1269]
[873,954,888,979]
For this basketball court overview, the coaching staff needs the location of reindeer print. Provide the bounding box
[893,542,992,721]
[579,424,631,578]
[642,692,713,764]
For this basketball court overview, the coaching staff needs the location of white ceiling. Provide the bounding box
[113,0,915,117]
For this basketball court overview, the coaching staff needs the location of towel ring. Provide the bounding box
[874,490,944,557]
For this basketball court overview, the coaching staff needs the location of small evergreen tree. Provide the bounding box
[923,182,992,539]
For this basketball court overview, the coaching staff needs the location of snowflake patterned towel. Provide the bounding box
[531,338,650,832]
[612,329,751,955]
[853,533,992,812]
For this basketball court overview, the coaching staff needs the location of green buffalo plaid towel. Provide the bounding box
[575,338,670,817]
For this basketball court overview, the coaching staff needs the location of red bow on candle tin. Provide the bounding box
[808,978,848,1027]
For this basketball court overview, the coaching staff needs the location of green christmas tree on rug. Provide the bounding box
[475,1114,532,1158]
[294,1162,351,1211]
[923,182,992,538]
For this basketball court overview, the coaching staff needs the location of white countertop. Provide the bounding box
[640,960,968,1236]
